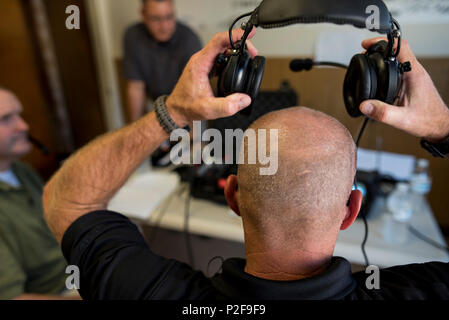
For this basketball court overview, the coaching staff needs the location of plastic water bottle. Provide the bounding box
[387,183,414,222]
[384,183,414,244]
[409,159,432,214]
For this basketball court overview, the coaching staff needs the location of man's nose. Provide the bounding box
[16,116,29,132]
[161,19,171,30]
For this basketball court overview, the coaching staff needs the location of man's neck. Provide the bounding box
[244,242,335,281]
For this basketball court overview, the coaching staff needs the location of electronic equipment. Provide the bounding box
[190,164,236,205]
[355,170,382,219]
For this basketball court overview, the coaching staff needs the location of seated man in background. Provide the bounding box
[0,87,79,300]
[123,0,202,122]
[42,29,449,300]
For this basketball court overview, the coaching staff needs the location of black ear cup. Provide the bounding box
[240,56,266,116]
[217,49,266,116]
[368,52,401,104]
[343,40,402,118]
[217,51,251,97]
[344,54,377,117]
[383,60,401,104]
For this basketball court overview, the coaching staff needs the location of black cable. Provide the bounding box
[408,224,449,253]
[28,135,50,156]
[355,117,370,147]
[314,61,349,69]
[148,185,188,245]
[148,198,172,245]
[184,168,196,268]
[206,256,225,277]
[355,117,371,267]
[229,12,253,49]
[360,215,370,267]
[391,18,402,58]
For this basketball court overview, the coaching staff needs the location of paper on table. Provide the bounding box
[357,148,416,181]
[108,171,180,221]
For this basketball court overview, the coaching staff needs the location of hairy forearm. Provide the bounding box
[43,112,169,243]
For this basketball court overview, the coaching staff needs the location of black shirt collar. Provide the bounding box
[211,257,356,300]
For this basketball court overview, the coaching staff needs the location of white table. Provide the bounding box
[111,167,449,268]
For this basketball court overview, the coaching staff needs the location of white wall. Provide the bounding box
[104,0,449,59]
[85,0,125,130]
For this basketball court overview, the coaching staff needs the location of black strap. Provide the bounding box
[154,95,181,134]
[253,0,393,34]
[421,139,449,158]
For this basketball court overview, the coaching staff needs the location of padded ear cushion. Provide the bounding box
[240,56,266,116]
[217,55,236,97]
[368,51,401,104]
[246,56,266,101]
[368,52,388,101]
[384,60,401,104]
[217,51,251,96]
[344,54,377,118]
[232,51,251,93]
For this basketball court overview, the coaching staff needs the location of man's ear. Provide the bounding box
[340,190,363,230]
[224,174,240,217]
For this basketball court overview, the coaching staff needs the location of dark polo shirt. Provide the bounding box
[123,22,202,100]
[62,210,449,300]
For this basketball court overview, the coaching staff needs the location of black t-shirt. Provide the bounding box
[122,22,202,99]
[61,211,449,300]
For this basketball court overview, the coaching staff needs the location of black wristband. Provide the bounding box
[154,95,180,134]
[421,137,449,158]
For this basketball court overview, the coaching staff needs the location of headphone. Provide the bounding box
[215,0,412,118]
[215,14,266,116]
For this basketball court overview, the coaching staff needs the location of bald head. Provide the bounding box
[236,107,356,240]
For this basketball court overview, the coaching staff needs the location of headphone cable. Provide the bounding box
[355,117,371,267]
[184,167,196,268]
[408,224,449,253]
[314,61,348,69]
[229,12,253,49]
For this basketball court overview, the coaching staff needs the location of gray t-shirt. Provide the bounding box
[123,22,202,100]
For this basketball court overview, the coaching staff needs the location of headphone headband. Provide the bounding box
[251,0,393,34]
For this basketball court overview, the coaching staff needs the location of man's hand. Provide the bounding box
[359,38,449,143]
[165,28,258,127]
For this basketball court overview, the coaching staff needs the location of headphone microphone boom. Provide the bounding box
[28,135,50,156]
[289,59,314,72]
[290,59,348,72]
